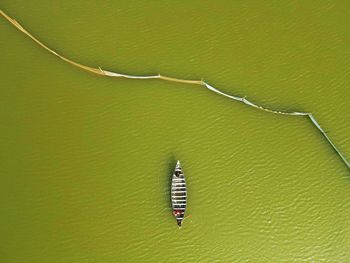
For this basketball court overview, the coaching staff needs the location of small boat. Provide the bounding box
[171,160,187,227]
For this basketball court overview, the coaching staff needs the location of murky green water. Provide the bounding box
[1,1,349,262]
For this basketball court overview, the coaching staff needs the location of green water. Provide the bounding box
[1,1,349,262]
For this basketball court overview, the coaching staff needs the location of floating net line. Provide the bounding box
[1,9,348,170]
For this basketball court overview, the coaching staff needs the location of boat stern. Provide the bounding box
[177,219,182,227]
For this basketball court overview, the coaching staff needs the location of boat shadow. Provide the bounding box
[166,154,177,209]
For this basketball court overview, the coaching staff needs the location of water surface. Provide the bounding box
[0,1,349,262]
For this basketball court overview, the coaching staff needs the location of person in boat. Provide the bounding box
[175,170,182,177]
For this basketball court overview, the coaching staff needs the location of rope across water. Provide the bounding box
[1,8,348,170]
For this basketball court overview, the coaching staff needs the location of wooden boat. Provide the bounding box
[171,160,187,227]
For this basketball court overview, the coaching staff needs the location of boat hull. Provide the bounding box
[171,161,187,226]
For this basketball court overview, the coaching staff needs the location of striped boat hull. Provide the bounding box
[171,160,187,227]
